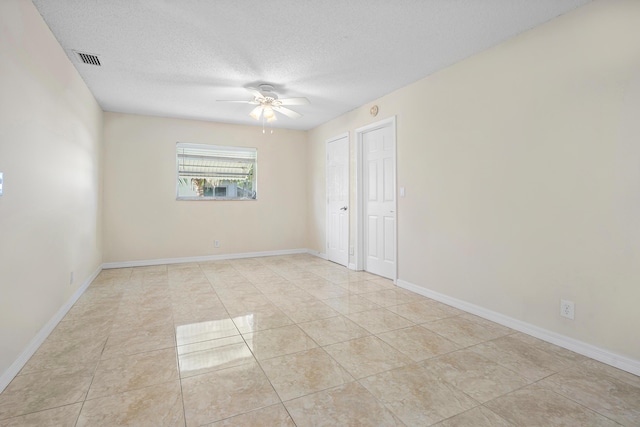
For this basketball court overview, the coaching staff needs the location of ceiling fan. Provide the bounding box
[218,84,309,122]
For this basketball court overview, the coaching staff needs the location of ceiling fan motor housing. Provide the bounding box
[257,84,278,101]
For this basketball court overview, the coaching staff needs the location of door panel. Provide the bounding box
[327,135,349,267]
[384,216,395,262]
[363,124,396,279]
[368,216,378,257]
[368,162,377,201]
[383,157,394,201]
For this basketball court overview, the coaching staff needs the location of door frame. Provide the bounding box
[354,116,397,278]
[325,132,350,266]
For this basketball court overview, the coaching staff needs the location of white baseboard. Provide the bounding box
[397,279,640,377]
[348,263,357,270]
[307,250,328,260]
[0,265,102,393]
[103,248,310,269]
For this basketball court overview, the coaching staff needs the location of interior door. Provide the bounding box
[327,134,349,267]
[363,124,396,279]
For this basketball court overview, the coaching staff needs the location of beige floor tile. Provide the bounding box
[540,365,640,426]
[172,302,229,325]
[367,277,398,288]
[0,365,94,419]
[337,280,391,294]
[431,406,514,427]
[250,280,295,293]
[101,324,176,359]
[77,380,184,427]
[181,361,279,426]
[19,335,106,374]
[303,284,350,300]
[244,325,318,360]
[388,300,463,323]
[267,288,318,308]
[316,271,352,285]
[509,332,587,364]
[345,270,380,282]
[295,276,342,288]
[178,335,254,378]
[324,336,412,379]
[169,281,215,295]
[285,382,404,426]
[421,316,510,347]
[576,359,640,389]
[458,313,514,336]
[485,385,620,426]
[221,300,276,317]
[377,325,460,361]
[360,364,478,426]
[46,317,112,343]
[260,347,354,401]
[206,404,295,427]
[280,300,341,323]
[4,255,634,427]
[245,274,289,286]
[299,315,370,346]
[214,284,262,299]
[469,335,574,381]
[111,307,174,331]
[347,308,414,334]
[87,348,179,400]
[422,349,531,403]
[119,294,172,312]
[230,306,294,333]
[323,294,381,315]
[360,289,415,307]
[175,317,239,346]
[169,280,217,294]
[62,302,119,322]
[0,403,82,427]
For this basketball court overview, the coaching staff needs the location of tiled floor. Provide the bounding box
[1,254,639,426]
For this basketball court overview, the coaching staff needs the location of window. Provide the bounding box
[176,143,257,200]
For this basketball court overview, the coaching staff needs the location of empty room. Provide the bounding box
[1,0,639,425]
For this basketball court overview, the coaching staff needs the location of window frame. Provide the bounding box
[175,142,258,201]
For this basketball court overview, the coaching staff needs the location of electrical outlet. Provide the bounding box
[214,240,220,248]
[560,299,574,319]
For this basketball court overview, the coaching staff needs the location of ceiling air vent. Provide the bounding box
[74,51,101,66]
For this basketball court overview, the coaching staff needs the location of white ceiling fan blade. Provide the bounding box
[249,105,263,120]
[245,87,264,99]
[216,99,258,104]
[278,97,310,106]
[273,106,302,119]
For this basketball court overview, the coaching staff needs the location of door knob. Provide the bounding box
[340,206,348,211]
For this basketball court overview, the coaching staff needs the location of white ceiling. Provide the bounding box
[32,0,592,131]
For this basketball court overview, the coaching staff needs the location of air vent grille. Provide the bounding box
[74,51,101,66]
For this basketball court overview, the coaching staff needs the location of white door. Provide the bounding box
[363,124,396,279]
[326,134,349,267]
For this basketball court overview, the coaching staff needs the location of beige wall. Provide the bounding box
[308,0,640,361]
[0,0,103,375]
[103,113,308,263]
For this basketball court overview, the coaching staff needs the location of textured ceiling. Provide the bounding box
[32,0,592,131]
